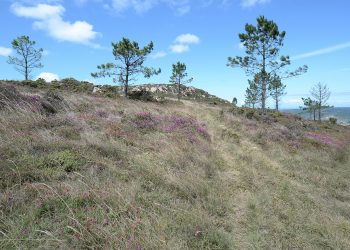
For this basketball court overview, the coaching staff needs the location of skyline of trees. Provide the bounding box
[4,18,338,113]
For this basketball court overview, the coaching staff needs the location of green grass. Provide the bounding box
[0,82,350,249]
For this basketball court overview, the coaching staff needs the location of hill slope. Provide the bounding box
[1,82,350,249]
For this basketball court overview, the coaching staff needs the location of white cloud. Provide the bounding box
[170,44,189,53]
[109,0,191,15]
[292,42,350,60]
[175,33,200,44]
[36,72,60,82]
[0,46,12,56]
[151,51,167,59]
[169,33,200,53]
[11,3,99,46]
[241,0,270,8]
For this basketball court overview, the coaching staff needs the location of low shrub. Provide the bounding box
[0,84,42,112]
[131,112,210,143]
[329,117,337,125]
[246,110,255,119]
[128,89,155,102]
[41,150,85,173]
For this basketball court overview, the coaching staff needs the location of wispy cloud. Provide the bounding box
[0,46,12,57]
[175,33,200,44]
[241,0,271,8]
[151,51,167,59]
[170,44,190,53]
[108,0,191,15]
[11,3,100,47]
[292,42,350,60]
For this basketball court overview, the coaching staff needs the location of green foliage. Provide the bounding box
[269,74,286,111]
[232,97,238,107]
[246,110,255,119]
[329,117,337,125]
[228,16,307,109]
[301,97,318,121]
[245,74,261,108]
[60,78,94,92]
[91,38,161,97]
[170,61,193,100]
[310,82,331,121]
[7,35,44,80]
[41,150,84,173]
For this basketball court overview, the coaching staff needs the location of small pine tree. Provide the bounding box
[245,74,261,108]
[232,97,238,107]
[170,62,193,101]
[301,97,318,121]
[91,38,161,97]
[7,35,43,80]
[269,74,286,111]
[310,82,331,121]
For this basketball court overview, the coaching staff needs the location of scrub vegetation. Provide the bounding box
[1,81,349,249]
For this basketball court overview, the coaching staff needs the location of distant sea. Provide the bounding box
[283,107,350,125]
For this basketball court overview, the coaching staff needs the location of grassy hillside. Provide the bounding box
[1,82,350,249]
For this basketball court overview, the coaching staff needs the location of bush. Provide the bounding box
[128,89,155,102]
[246,110,255,119]
[0,84,42,111]
[329,117,337,125]
[100,85,119,98]
[41,150,84,173]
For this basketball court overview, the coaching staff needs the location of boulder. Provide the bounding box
[41,91,69,114]
[92,86,102,93]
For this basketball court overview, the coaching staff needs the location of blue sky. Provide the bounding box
[1,0,350,108]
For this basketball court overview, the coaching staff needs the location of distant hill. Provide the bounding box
[284,107,350,125]
[1,79,230,105]
[129,83,230,104]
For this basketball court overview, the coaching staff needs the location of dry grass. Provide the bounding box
[1,83,350,249]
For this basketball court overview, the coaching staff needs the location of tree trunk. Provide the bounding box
[313,109,316,121]
[318,107,321,121]
[25,59,28,80]
[261,74,267,110]
[177,81,181,101]
[125,66,129,97]
[261,45,267,110]
[275,95,279,111]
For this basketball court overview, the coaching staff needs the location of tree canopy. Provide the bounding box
[91,38,161,97]
[7,35,43,80]
[228,16,307,109]
[170,62,193,101]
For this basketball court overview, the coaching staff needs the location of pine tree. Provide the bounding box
[169,62,193,101]
[7,35,43,80]
[269,74,286,111]
[310,83,331,121]
[92,38,161,97]
[228,16,307,109]
[245,74,261,108]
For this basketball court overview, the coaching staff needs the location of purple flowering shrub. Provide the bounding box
[304,132,344,148]
[131,112,210,143]
[0,85,43,112]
